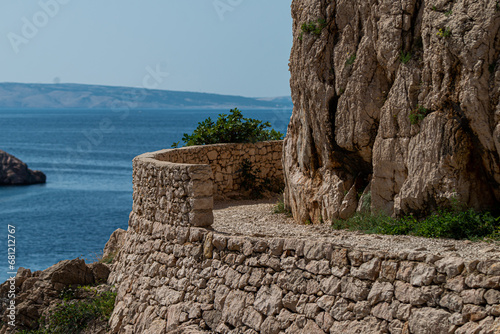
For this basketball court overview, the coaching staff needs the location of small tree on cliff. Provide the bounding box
[171,108,284,147]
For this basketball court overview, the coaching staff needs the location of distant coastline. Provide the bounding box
[0,82,293,110]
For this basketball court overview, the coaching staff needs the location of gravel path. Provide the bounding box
[212,198,500,261]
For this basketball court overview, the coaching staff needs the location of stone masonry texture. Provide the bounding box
[108,141,500,333]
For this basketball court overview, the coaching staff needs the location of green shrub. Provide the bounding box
[358,191,371,212]
[58,286,77,301]
[273,196,292,216]
[409,105,429,124]
[85,251,116,265]
[19,290,117,334]
[332,209,500,241]
[172,108,283,147]
[400,51,412,64]
[301,18,327,36]
[345,53,356,65]
[332,212,396,234]
[408,210,500,240]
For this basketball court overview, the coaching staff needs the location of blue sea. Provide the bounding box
[0,108,291,282]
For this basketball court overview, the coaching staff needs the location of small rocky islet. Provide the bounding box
[0,150,46,185]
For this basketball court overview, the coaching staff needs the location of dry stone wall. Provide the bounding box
[132,152,214,228]
[154,141,283,199]
[132,141,283,228]
[109,142,500,333]
[109,215,500,333]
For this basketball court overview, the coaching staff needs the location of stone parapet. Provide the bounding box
[154,141,283,198]
[132,140,283,228]
[132,151,214,228]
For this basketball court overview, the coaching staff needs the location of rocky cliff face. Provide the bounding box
[0,150,46,185]
[284,0,500,222]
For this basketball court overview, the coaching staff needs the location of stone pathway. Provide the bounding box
[212,198,500,261]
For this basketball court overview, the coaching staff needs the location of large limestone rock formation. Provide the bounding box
[284,0,500,222]
[0,150,46,185]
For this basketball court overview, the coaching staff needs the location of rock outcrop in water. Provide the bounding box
[284,0,500,222]
[0,150,46,185]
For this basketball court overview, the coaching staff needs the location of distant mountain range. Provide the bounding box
[0,83,293,110]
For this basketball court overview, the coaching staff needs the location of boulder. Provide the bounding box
[0,150,46,185]
[103,228,127,261]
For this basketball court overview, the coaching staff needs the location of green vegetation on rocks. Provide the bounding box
[437,27,452,38]
[273,196,292,216]
[409,105,429,124]
[332,209,500,241]
[345,53,356,65]
[18,288,116,334]
[399,51,412,64]
[300,18,327,37]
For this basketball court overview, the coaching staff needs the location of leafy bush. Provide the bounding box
[332,212,395,234]
[405,210,500,240]
[172,108,283,147]
[301,18,327,36]
[332,209,500,241]
[409,105,429,124]
[19,290,117,334]
[58,286,77,301]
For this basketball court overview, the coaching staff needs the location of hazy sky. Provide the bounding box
[0,1,293,97]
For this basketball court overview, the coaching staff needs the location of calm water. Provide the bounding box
[0,108,291,281]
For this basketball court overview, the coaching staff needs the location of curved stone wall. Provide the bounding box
[153,141,284,199]
[108,142,500,334]
[131,141,284,228]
